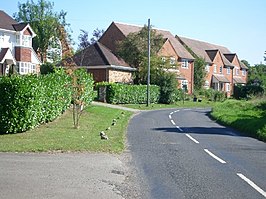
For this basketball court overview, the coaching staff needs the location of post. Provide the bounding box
[147,18,151,107]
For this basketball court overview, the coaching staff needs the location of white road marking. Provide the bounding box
[176,126,183,132]
[183,109,191,111]
[174,110,180,113]
[170,112,174,115]
[204,149,226,164]
[169,115,172,119]
[170,120,176,125]
[186,134,199,144]
[237,173,266,198]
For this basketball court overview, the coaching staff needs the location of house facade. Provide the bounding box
[99,22,195,94]
[73,42,136,83]
[0,10,41,75]
[177,36,248,96]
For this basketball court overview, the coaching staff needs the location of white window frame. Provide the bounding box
[219,66,223,74]
[226,83,230,92]
[161,57,166,63]
[181,80,188,91]
[0,32,4,43]
[170,57,176,65]
[242,69,246,76]
[22,35,31,47]
[213,64,217,73]
[205,64,210,72]
[204,80,209,88]
[181,59,189,69]
[227,67,231,74]
[18,62,36,74]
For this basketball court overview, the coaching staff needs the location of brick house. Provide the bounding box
[99,22,195,94]
[177,36,248,96]
[73,42,136,83]
[0,10,41,75]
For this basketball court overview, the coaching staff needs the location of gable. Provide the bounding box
[158,39,177,57]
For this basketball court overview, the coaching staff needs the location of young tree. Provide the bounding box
[14,0,72,63]
[194,57,207,91]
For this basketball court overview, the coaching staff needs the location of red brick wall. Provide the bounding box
[23,28,32,36]
[15,47,31,62]
[158,40,193,94]
[99,23,126,53]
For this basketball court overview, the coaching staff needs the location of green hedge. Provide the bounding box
[0,69,94,133]
[97,83,160,104]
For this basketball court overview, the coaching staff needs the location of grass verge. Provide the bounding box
[211,99,266,141]
[0,105,133,153]
[123,100,215,110]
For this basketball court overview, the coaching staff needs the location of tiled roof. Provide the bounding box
[113,22,194,60]
[12,23,28,31]
[233,77,246,84]
[0,48,9,63]
[0,10,18,31]
[240,61,249,69]
[74,42,130,67]
[177,36,231,63]
[212,74,230,83]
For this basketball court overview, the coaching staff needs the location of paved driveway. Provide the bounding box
[0,152,131,199]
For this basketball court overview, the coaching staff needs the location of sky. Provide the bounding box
[1,0,266,65]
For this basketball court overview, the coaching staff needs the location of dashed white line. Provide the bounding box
[176,126,183,132]
[186,134,199,144]
[170,112,174,115]
[174,110,180,113]
[169,115,172,119]
[204,149,226,164]
[170,120,176,125]
[183,109,191,111]
[237,173,266,198]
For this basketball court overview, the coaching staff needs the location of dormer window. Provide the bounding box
[22,35,31,47]
[242,69,246,76]
[181,59,189,69]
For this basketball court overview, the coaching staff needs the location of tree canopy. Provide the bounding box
[14,0,71,63]
[77,28,104,51]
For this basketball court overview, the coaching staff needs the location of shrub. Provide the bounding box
[96,83,160,104]
[0,69,94,133]
[40,62,56,74]
[234,84,264,100]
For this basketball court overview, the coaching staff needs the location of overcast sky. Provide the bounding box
[2,0,266,65]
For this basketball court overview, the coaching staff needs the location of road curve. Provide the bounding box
[127,108,266,199]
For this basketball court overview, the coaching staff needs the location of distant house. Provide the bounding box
[99,22,195,94]
[73,42,136,83]
[177,36,248,96]
[0,10,41,75]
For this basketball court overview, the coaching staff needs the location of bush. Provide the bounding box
[96,83,160,104]
[197,88,226,102]
[0,69,94,133]
[234,84,264,100]
[40,62,56,74]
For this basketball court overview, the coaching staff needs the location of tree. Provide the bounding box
[241,59,251,68]
[77,28,104,51]
[90,28,104,44]
[193,56,207,91]
[117,25,165,83]
[14,0,71,63]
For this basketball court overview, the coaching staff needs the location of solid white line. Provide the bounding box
[237,173,266,198]
[170,120,176,125]
[169,115,172,119]
[186,134,199,144]
[204,149,226,164]
[176,126,183,132]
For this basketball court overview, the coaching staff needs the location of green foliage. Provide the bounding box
[14,0,71,62]
[97,83,160,104]
[211,99,266,141]
[248,64,266,90]
[0,72,71,133]
[198,88,226,102]
[194,57,207,90]
[40,62,55,74]
[233,84,264,99]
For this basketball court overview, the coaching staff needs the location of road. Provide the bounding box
[127,108,266,199]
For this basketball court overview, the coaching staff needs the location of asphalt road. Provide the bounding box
[127,108,266,199]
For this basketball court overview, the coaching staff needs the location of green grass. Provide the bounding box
[0,105,133,153]
[123,100,215,110]
[211,98,266,141]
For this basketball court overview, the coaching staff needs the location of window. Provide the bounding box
[18,62,36,74]
[22,35,31,47]
[213,64,217,73]
[226,83,230,92]
[227,67,231,74]
[242,69,246,76]
[204,80,209,88]
[205,64,210,72]
[16,35,20,45]
[170,57,176,65]
[181,59,189,68]
[219,66,223,74]
[161,57,166,63]
[181,80,188,91]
